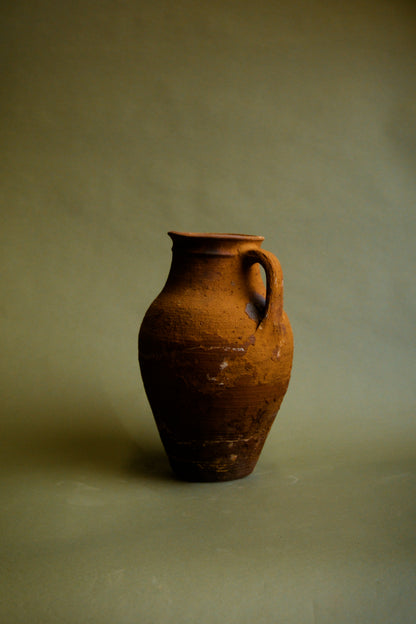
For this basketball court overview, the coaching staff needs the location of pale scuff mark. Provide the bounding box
[287,475,299,485]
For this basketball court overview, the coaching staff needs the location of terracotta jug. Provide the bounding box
[139,232,293,481]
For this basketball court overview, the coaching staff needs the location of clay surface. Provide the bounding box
[139,232,293,481]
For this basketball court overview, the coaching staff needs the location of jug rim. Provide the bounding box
[168,231,264,242]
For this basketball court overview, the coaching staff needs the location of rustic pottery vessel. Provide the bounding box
[139,232,293,482]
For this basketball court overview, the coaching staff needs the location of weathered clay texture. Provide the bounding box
[139,232,293,481]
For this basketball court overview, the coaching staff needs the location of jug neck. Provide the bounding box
[168,231,264,257]
[163,231,265,294]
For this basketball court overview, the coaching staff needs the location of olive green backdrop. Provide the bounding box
[1,1,415,622]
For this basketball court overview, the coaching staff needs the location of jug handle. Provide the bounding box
[244,248,283,332]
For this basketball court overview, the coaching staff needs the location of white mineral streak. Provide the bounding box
[189,345,246,352]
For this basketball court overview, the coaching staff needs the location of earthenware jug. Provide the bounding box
[139,232,293,481]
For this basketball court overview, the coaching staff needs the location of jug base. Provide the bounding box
[168,456,257,482]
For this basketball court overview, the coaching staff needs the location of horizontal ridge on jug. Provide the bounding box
[138,231,294,482]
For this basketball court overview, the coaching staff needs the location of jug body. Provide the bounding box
[139,232,293,481]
